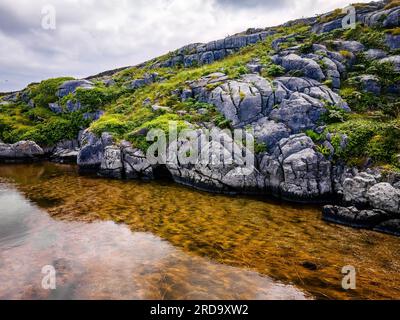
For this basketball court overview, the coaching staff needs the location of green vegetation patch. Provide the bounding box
[327,116,400,169]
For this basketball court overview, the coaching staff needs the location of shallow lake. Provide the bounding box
[0,163,399,299]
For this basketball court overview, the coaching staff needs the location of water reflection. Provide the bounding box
[0,184,306,300]
[0,162,400,300]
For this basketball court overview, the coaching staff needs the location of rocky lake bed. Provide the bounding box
[1,0,400,300]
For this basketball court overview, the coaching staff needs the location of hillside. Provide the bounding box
[1,0,400,234]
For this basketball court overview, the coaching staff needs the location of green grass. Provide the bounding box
[29,77,74,109]
[2,7,400,171]
[326,116,400,167]
[384,0,400,10]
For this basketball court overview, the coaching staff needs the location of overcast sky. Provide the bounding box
[0,0,370,92]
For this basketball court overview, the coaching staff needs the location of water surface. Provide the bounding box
[0,163,399,300]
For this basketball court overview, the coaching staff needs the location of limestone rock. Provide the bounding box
[0,141,44,160]
[322,205,391,229]
[367,183,400,214]
[364,49,387,60]
[100,145,123,179]
[57,80,94,98]
[343,172,377,205]
[77,130,114,170]
[272,54,325,81]
[122,146,154,180]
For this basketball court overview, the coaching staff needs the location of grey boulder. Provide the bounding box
[272,54,325,81]
[77,131,114,170]
[342,172,377,206]
[0,141,44,160]
[57,80,94,98]
[100,145,124,179]
[322,205,391,229]
[122,146,154,180]
[367,183,400,214]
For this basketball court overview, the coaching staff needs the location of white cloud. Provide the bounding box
[0,0,370,92]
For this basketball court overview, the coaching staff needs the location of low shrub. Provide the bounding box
[327,118,400,167]
[30,77,74,109]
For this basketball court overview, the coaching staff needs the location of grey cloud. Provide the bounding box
[214,0,291,9]
[0,3,37,35]
[0,0,369,92]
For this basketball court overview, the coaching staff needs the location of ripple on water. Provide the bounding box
[0,186,306,300]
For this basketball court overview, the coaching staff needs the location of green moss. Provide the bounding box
[317,8,344,24]
[340,87,385,113]
[90,114,129,136]
[126,114,189,150]
[262,64,286,77]
[305,129,323,142]
[343,25,387,50]
[254,141,268,154]
[66,86,126,112]
[339,50,353,59]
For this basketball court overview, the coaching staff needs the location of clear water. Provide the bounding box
[0,162,399,300]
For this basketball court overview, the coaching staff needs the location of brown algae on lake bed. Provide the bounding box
[0,162,399,300]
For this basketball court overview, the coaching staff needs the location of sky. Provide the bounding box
[0,0,371,92]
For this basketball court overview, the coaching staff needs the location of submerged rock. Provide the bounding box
[374,220,400,237]
[322,205,391,229]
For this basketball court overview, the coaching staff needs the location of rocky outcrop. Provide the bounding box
[342,172,378,206]
[77,130,114,170]
[57,80,94,98]
[367,183,400,214]
[268,42,350,90]
[260,134,332,200]
[159,30,275,68]
[353,75,381,95]
[122,144,154,180]
[99,145,124,179]
[364,48,388,60]
[311,2,387,34]
[323,205,391,228]
[363,5,400,28]
[51,139,80,163]
[166,130,263,194]
[0,141,44,161]
[251,118,290,150]
[128,73,159,90]
[323,167,400,236]
[386,33,400,50]
[380,55,400,72]
[76,134,154,180]
[188,73,348,132]
[49,103,63,114]
[3,1,400,238]
[272,54,325,81]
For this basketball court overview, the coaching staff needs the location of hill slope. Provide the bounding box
[1,0,400,234]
